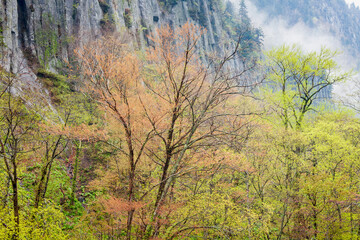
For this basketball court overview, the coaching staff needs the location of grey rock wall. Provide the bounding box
[250,0,360,67]
[0,0,240,72]
[0,0,259,109]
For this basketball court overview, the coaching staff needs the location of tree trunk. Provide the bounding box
[125,126,135,240]
[126,162,135,240]
[12,165,19,240]
[34,165,49,208]
[71,140,81,206]
[154,108,178,212]
[277,203,288,240]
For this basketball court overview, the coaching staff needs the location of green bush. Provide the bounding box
[37,68,71,102]
[0,18,6,48]
[123,8,132,29]
[35,14,58,69]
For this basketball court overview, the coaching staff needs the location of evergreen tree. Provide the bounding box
[239,0,251,28]
[225,1,235,16]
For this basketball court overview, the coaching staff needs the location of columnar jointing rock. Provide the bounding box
[0,0,257,103]
[1,0,103,71]
[1,0,248,69]
[1,0,20,72]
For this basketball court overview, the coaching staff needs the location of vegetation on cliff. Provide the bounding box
[0,0,359,239]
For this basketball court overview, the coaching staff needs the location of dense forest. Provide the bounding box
[1,0,360,239]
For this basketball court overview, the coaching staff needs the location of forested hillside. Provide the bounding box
[250,0,360,63]
[1,0,360,239]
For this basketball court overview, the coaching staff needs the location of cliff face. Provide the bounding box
[249,0,360,65]
[0,0,255,73]
[1,0,103,98]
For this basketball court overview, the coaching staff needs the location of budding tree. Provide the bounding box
[76,22,259,238]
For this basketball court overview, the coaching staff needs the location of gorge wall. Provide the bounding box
[0,0,260,73]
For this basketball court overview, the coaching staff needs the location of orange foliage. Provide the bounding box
[39,122,107,141]
[100,196,146,213]
[73,22,257,238]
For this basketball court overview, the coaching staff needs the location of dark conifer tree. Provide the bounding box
[239,0,251,27]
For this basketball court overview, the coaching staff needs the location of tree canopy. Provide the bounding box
[262,44,352,129]
[0,19,359,240]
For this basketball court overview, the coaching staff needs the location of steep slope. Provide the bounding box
[0,0,261,73]
[249,0,360,63]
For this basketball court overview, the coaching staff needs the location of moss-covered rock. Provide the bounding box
[37,68,72,103]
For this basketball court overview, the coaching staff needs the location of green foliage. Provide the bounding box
[158,0,178,10]
[99,0,110,14]
[188,8,199,21]
[2,12,360,239]
[165,0,178,7]
[35,14,58,69]
[0,19,5,48]
[239,111,360,239]
[0,202,67,239]
[0,129,69,239]
[37,68,71,102]
[239,0,250,27]
[72,1,80,20]
[261,44,352,129]
[221,0,263,57]
[123,8,132,29]
[100,13,116,32]
[208,0,223,11]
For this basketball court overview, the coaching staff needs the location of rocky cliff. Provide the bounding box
[249,0,360,66]
[0,0,262,106]
[1,0,261,72]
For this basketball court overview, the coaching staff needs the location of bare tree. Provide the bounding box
[141,22,259,238]
[0,71,37,239]
[75,23,260,239]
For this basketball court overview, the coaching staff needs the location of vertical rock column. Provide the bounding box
[0,0,20,72]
